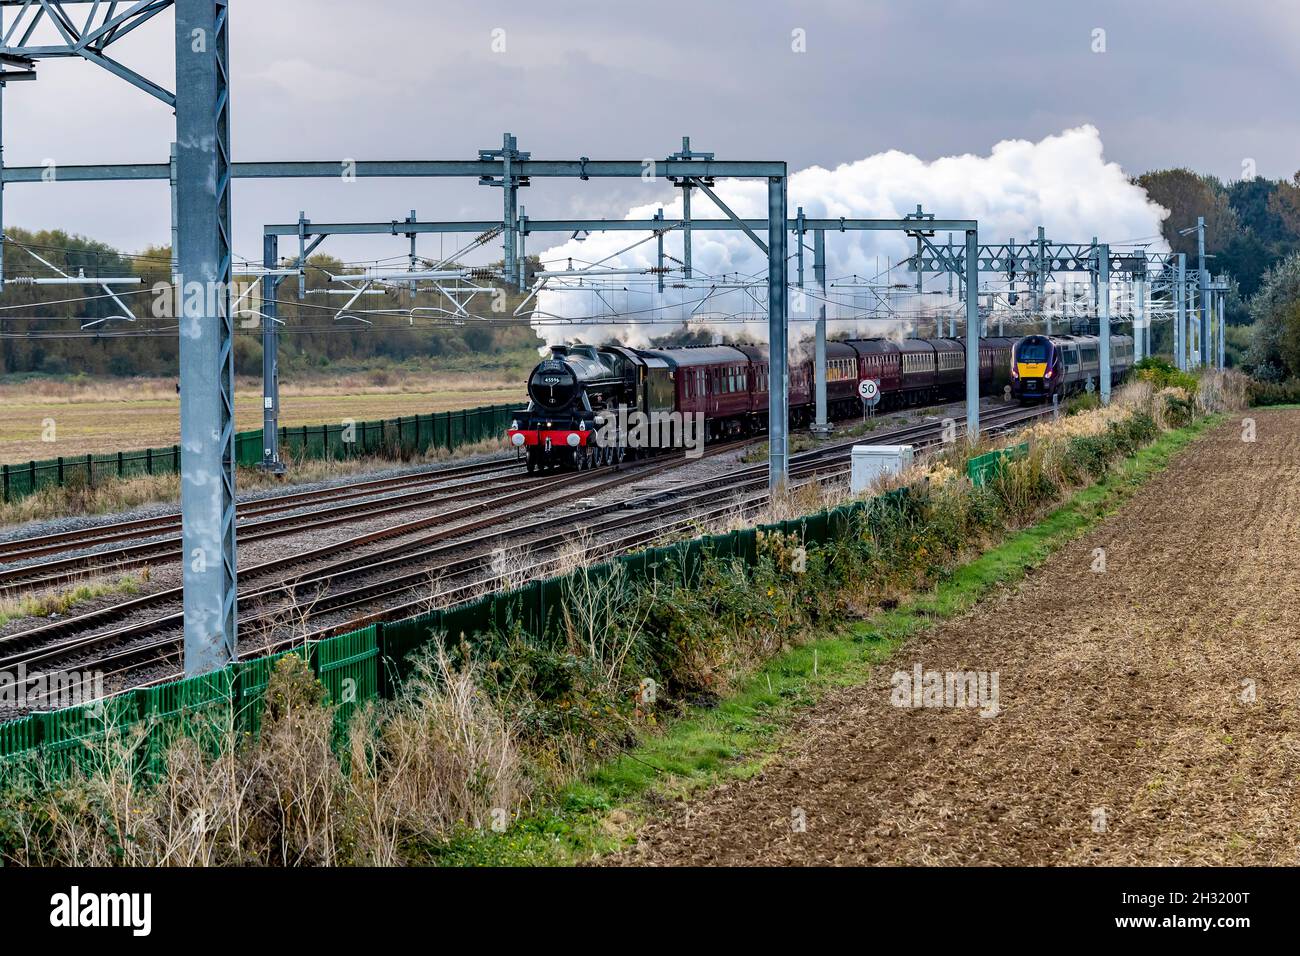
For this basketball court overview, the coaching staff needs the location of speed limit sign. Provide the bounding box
[858,378,880,404]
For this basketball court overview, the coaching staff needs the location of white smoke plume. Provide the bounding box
[531,126,1169,348]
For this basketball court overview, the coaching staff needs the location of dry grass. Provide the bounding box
[0,436,510,527]
[356,646,526,851]
[0,570,150,627]
[0,473,181,526]
[2,643,527,866]
[1196,368,1252,414]
[0,370,519,406]
[0,371,521,462]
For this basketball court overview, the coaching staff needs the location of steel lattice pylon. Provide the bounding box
[1,0,239,674]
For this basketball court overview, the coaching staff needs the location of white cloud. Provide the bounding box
[533,126,1170,346]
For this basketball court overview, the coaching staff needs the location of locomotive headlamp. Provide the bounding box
[511,433,526,446]
[566,433,581,447]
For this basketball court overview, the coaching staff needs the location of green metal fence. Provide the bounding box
[967,441,1030,487]
[0,489,915,781]
[0,403,518,504]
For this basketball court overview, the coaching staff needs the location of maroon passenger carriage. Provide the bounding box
[507,335,1023,470]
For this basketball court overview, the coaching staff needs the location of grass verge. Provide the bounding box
[0,438,509,527]
[434,413,1220,865]
[0,571,150,628]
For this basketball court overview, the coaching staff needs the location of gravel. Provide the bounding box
[0,447,517,545]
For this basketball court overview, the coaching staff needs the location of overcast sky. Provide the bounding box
[3,0,1297,266]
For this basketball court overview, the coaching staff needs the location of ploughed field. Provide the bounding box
[615,409,1300,865]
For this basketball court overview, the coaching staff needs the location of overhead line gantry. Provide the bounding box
[0,2,790,684]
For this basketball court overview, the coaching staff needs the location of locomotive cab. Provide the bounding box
[1011,335,1059,403]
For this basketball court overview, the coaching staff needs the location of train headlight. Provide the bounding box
[566,433,581,447]
[511,433,526,447]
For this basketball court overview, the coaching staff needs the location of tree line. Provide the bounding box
[0,226,541,378]
[6,167,1300,379]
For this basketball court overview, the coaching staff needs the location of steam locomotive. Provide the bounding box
[507,337,1019,472]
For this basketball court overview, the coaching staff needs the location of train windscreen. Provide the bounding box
[1016,341,1049,363]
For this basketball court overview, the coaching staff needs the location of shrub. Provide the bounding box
[1066,392,1101,415]
[1134,356,1199,392]
[1160,390,1196,428]
[0,390,1200,867]
[1248,377,1300,406]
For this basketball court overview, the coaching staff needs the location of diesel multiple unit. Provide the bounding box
[1010,333,1135,403]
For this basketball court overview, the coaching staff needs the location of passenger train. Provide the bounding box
[508,337,1020,472]
[1010,333,1134,404]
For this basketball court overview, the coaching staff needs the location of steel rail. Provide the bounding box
[4,406,1048,700]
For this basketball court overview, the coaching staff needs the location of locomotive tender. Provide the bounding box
[508,337,1018,472]
[1010,333,1134,404]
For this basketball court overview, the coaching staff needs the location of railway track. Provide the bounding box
[0,457,541,594]
[0,455,525,564]
[0,435,760,664]
[5,404,1047,707]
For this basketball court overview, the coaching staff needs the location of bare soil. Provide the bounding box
[614,410,1300,866]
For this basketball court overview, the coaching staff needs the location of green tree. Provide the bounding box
[1136,168,1239,259]
[1246,252,1300,378]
